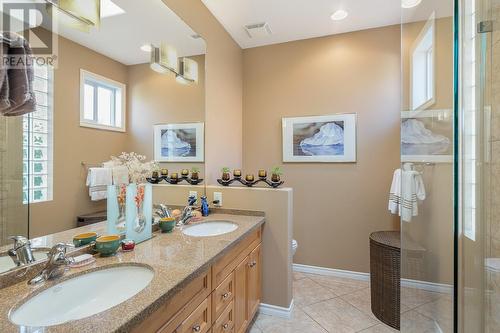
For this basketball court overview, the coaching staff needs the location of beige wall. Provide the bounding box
[30,36,128,237]
[125,55,206,177]
[162,0,243,184]
[241,25,401,273]
[153,185,294,308]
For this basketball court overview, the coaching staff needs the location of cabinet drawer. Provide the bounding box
[213,301,235,333]
[212,272,235,321]
[175,297,211,333]
[133,270,211,333]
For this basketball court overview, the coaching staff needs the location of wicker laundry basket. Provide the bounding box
[370,231,401,330]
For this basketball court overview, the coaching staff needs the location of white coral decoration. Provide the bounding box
[110,152,159,184]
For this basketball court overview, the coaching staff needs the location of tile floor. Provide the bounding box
[247,271,452,333]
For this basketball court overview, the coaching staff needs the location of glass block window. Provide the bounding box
[23,63,53,204]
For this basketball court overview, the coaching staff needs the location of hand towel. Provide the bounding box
[388,168,426,222]
[86,167,112,201]
[0,32,36,116]
[112,165,129,185]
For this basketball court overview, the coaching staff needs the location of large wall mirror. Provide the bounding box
[0,0,206,272]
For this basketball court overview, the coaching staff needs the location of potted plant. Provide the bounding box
[221,167,231,181]
[191,167,200,180]
[271,166,283,183]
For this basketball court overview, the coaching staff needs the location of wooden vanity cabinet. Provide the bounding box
[133,227,262,333]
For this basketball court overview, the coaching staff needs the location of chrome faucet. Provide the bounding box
[28,243,74,285]
[8,236,36,267]
[178,205,197,226]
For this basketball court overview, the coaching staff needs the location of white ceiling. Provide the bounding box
[53,0,206,65]
[201,0,453,49]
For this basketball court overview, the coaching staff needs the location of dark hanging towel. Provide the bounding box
[0,32,36,116]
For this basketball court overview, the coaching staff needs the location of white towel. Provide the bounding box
[388,168,426,222]
[112,166,129,185]
[86,167,112,201]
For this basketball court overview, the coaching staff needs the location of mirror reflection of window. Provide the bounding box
[79,70,126,132]
[411,13,435,110]
[23,63,54,204]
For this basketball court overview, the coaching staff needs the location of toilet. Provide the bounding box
[292,239,298,256]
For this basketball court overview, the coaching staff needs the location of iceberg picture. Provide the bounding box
[294,122,345,156]
[282,114,357,163]
[401,119,451,156]
[154,123,204,162]
[160,129,194,157]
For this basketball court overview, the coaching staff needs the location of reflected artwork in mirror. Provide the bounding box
[0,0,206,275]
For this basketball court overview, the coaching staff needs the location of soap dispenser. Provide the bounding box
[201,196,209,216]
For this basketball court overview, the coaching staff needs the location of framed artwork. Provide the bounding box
[282,114,357,163]
[153,122,204,162]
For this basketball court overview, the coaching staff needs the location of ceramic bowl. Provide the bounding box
[159,218,176,233]
[94,235,121,256]
[73,232,98,247]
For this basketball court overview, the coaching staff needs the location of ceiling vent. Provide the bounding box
[244,22,272,38]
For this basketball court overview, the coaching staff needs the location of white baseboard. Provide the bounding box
[259,299,294,319]
[293,263,453,294]
[293,263,370,281]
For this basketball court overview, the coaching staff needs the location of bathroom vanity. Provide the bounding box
[0,214,264,332]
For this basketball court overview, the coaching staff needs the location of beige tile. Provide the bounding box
[359,323,399,333]
[255,307,327,333]
[401,310,445,333]
[303,297,378,333]
[341,288,378,320]
[293,271,307,281]
[293,277,337,307]
[414,296,453,333]
[401,287,443,309]
[248,323,263,333]
[306,273,369,296]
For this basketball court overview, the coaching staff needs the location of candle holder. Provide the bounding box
[146,170,204,185]
[217,171,284,188]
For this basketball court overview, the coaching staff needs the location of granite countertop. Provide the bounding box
[0,213,265,332]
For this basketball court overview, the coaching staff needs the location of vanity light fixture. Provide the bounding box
[150,43,179,74]
[46,0,100,32]
[401,0,422,8]
[176,57,199,84]
[330,9,348,21]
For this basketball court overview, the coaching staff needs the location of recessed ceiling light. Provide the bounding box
[140,44,152,52]
[330,10,348,21]
[101,0,126,18]
[401,0,422,8]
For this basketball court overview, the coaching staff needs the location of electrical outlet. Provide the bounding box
[213,192,222,207]
[189,191,198,202]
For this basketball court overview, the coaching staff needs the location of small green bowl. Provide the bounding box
[73,232,98,247]
[159,218,176,233]
[93,235,121,256]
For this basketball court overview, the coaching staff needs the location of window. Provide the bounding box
[462,0,478,241]
[80,70,126,132]
[411,13,435,110]
[23,63,53,204]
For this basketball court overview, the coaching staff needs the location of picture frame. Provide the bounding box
[154,122,204,162]
[282,114,357,163]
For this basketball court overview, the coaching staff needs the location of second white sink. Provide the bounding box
[9,264,154,327]
[182,221,238,237]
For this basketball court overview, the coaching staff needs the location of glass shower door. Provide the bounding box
[401,0,455,331]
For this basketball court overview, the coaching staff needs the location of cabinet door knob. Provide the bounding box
[223,323,230,330]
[192,324,201,332]
[248,261,257,268]
[222,291,232,300]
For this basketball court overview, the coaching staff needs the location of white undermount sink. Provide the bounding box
[182,221,238,237]
[9,264,154,327]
